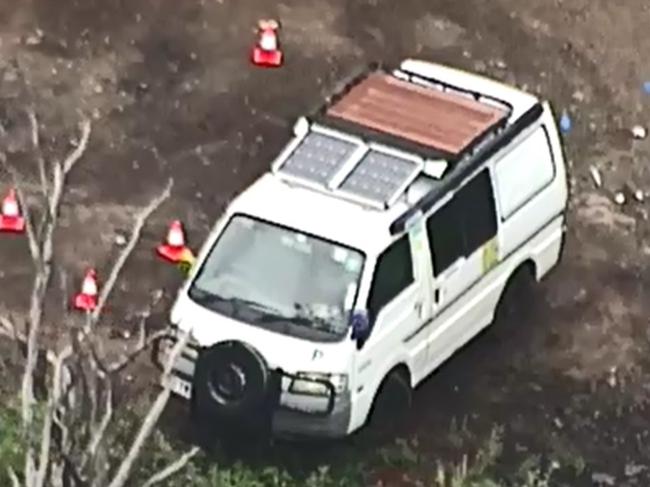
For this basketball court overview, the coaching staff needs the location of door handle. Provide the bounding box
[414,301,423,317]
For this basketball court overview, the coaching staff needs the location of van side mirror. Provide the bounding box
[350,310,371,349]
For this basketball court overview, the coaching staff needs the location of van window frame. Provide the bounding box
[366,234,415,321]
[493,124,557,222]
[425,167,498,277]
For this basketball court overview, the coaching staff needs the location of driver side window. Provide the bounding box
[367,235,414,321]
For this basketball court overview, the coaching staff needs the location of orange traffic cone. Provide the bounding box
[74,269,98,311]
[251,19,283,67]
[0,188,25,233]
[156,220,191,263]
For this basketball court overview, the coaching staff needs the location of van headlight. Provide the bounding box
[289,372,348,396]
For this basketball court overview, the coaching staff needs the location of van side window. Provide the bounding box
[494,127,555,220]
[427,168,497,276]
[367,235,414,319]
[426,197,464,275]
[458,168,497,254]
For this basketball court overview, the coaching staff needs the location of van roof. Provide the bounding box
[325,72,509,156]
[227,60,544,251]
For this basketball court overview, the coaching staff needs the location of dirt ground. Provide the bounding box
[1,0,650,484]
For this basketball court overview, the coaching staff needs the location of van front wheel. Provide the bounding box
[365,369,412,438]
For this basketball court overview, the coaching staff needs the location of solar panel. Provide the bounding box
[338,150,421,206]
[277,132,359,186]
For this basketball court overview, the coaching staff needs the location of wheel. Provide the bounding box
[191,340,277,446]
[363,369,412,442]
[493,265,536,329]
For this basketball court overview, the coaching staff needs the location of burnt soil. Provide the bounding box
[1,0,650,485]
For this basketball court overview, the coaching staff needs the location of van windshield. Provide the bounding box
[188,214,365,342]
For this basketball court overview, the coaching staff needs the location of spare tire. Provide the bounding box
[191,341,271,423]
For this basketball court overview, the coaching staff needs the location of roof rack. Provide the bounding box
[310,63,512,161]
[269,62,538,219]
[326,72,508,155]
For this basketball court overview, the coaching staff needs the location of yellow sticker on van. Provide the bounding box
[482,238,499,274]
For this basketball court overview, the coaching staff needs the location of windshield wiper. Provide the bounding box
[225,297,287,318]
[284,312,343,335]
[188,286,220,305]
[190,288,343,335]
[189,287,276,313]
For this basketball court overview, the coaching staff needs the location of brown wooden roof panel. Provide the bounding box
[326,73,509,155]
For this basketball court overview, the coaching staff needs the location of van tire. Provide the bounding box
[493,265,535,329]
[365,369,412,439]
[191,341,271,424]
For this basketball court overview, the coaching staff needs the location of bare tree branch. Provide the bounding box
[107,329,167,375]
[39,119,92,269]
[58,270,68,312]
[62,121,92,174]
[106,330,191,487]
[49,461,65,487]
[51,411,70,464]
[87,355,100,452]
[27,109,48,198]
[8,466,21,487]
[5,107,186,487]
[0,315,26,343]
[140,446,200,487]
[35,345,73,487]
[88,286,165,375]
[16,118,91,487]
[78,288,166,474]
[89,178,173,325]
[22,269,45,427]
[24,455,36,487]
[79,375,112,472]
[0,315,13,337]
[60,455,86,487]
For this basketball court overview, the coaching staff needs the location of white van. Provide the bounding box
[153,59,569,439]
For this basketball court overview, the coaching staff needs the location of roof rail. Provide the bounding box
[389,102,544,235]
[395,66,514,114]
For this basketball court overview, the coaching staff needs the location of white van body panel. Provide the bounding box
[416,101,568,384]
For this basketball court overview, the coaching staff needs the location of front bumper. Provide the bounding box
[152,333,352,439]
[272,392,351,439]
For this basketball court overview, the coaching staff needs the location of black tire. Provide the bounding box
[191,341,272,428]
[493,265,535,329]
[364,369,412,441]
